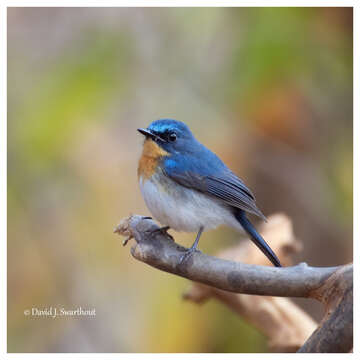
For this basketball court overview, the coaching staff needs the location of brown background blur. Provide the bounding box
[7,7,353,352]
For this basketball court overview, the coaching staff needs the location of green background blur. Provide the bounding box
[7,7,353,353]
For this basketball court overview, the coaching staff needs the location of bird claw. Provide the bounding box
[146,226,174,241]
[179,247,199,264]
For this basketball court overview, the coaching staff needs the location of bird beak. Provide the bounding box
[138,128,155,139]
[137,128,164,142]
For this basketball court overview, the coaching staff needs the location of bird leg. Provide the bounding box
[179,226,204,264]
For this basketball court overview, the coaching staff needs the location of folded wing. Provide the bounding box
[163,156,266,221]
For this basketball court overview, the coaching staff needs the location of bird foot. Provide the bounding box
[179,247,200,264]
[146,226,174,241]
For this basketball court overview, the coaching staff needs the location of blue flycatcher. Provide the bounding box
[137,119,281,267]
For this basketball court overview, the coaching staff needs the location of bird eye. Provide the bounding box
[168,132,177,142]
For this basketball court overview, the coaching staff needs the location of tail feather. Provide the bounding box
[235,210,282,267]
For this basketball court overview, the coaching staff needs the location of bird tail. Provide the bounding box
[234,210,282,267]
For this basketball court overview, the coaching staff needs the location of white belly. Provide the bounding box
[139,172,241,233]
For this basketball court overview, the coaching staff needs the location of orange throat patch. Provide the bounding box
[138,139,169,179]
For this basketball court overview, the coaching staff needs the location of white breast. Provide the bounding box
[139,172,241,233]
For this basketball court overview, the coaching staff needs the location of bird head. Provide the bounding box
[138,119,196,155]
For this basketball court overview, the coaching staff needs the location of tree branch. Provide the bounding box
[114,214,353,353]
[183,214,318,352]
[298,264,353,353]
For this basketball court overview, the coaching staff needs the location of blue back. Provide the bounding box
[148,118,227,176]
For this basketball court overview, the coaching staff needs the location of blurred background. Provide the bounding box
[7,7,352,353]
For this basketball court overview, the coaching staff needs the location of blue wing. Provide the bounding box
[163,152,266,221]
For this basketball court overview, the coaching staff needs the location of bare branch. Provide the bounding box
[183,214,318,352]
[115,215,339,297]
[114,214,353,353]
[298,265,353,353]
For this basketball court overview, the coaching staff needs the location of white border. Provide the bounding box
[2,2,357,359]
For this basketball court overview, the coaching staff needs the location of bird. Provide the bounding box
[137,119,281,267]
